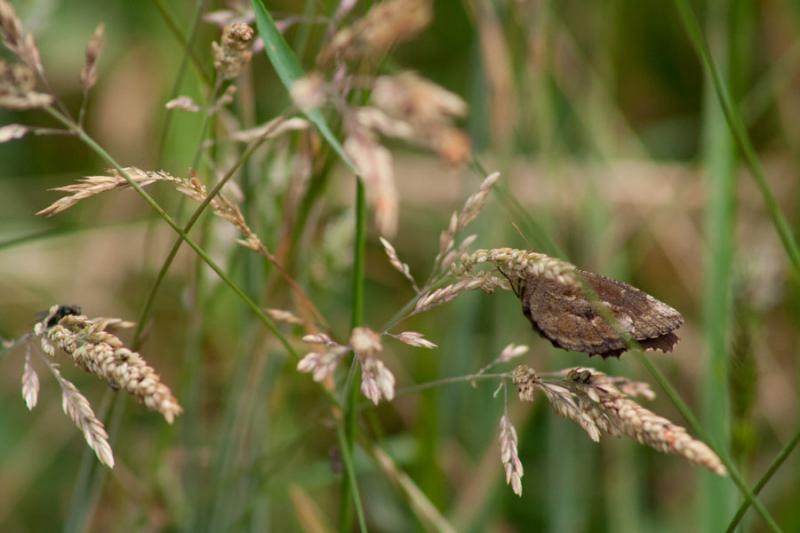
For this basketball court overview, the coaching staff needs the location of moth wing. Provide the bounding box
[523,271,683,357]
[581,270,684,342]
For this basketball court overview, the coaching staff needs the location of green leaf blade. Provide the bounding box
[251,0,357,173]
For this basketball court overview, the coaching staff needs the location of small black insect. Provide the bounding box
[510,270,683,358]
[39,305,83,328]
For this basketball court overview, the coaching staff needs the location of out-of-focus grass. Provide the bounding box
[2,0,800,532]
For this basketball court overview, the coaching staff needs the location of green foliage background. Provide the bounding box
[2,0,800,531]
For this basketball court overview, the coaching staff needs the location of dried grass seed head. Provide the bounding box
[361,356,395,405]
[213,22,254,79]
[21,344,39,410]
[350,327,383,358]
[0,59,52,109]
[511,364,539,402]
[165,95,200,113]
[516,364,727,475]
[391,331,437,349]
[290,73,326,112]
[0,123,28,143]
[344,120,398,237]
[322,0,432,63]
[372,71,467,124]
[297,347,348,382]
[454,248,578,289]
[37,308,182,424]
[265,308,303,326]
[368,71,471,165]
[80,23,104,92]
[499,414,523,496]
[45,360,115,467]
[0,0,43,72]
[414,271,508,314]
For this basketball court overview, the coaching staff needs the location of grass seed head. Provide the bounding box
[35,309,182,424]
[213,22,254,79]
[322,0,432,63]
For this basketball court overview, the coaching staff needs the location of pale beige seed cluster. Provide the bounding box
[49,363,115,467]
[365,72,471,165]
[512,365,726,476]
[499,414,523,496]
[413,271,507,314]
[454,248,578,288]
[37,168,180,217]
[213,22,254,79]
[379,237,418,291]
[80,23,104,93]
[37,167,270,258]
[322,0,432,63]
[37,308,182,424]
[0,0,43,73]
[0,59,51,109]
[438,174,498,260]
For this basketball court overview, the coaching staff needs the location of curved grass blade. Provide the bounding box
[251,0,357,173]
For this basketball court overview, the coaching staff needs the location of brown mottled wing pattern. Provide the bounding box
[521,270,683,358]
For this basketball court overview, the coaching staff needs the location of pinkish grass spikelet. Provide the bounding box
[414,272,507,314]
[321,0,432,63]
[80,23,104,93]
[499,343,528,363]
[165,96,200,113]
[499,414,523,496]
[0,0,43,73]
[265,308,303,326]
[379,237,418,291]
[0,122,27,143]
[44,360,114,467]
[21,345,38,410]
[391,331,437,349]
[360,356,395,405]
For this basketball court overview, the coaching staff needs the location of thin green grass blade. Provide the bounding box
[727,429,800,531]
[698,0,743,528]
[251,0,357,173]
[672,0,800,275]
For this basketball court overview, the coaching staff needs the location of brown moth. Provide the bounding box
[514,270,683,358]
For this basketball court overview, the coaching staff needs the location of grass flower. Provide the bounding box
[499,414,523,496]
[213,22,254,79]
[35,305,182,424]
[511,364,726,475]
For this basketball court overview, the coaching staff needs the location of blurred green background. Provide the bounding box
[2,0,800,531]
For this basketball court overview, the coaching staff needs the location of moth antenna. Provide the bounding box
[497,267,521,298]
[510,222,532,246]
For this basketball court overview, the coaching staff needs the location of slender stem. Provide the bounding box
[468,154,780,531]
[150,0,212,86]
[636,354,781,532]
[672,0,800,274]
[726,429,800,531]
[339,179,367,532]
[336,418,367,532]
[699,0,737,527]
[131,115,293,346]
[396,373,508,396]
[45,107,297,359]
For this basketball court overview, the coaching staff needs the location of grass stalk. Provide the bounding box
[635,354,781,532]
[671,0,800,274]
[339,179,367,532]
[726,429,800,531]
[44,106,298,361]
[130,113,291,347]
[698,0,738,528]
